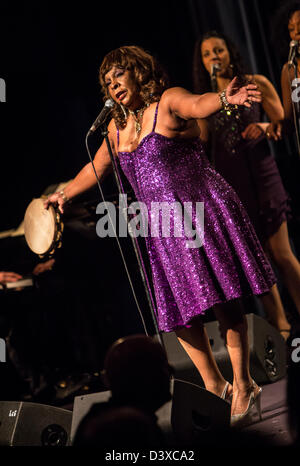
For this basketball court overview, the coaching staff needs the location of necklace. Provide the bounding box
[128,103,150,135]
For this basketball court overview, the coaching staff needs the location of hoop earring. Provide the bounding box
[120,104,127,120]
[227,63,234,78]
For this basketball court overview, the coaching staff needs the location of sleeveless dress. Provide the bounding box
[118,103,276,333]
[208,103,290,244]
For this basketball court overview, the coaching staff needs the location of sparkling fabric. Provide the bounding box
[208,103,290,244]
[118,104,276,333]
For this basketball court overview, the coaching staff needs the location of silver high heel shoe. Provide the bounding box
[221,381,233,403]
[230,380,262,427]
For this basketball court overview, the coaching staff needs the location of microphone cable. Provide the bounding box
[287,45,300,159]
[84,130,160,339]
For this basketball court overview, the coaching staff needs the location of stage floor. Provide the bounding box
[242,377,294,446]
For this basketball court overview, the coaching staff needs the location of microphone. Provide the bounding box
[288,40,299,66]
[88,98,115,134]
[210,63,221,92]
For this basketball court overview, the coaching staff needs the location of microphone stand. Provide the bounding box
[210,73,218,93]
[288,58,300,158]
[99,122,164,347]
[210,69,218,167]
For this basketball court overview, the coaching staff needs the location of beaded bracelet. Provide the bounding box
[219,89,231,111]
[219,89,238,114]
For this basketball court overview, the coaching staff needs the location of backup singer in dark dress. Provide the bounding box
[45,45,274,426]
[193,31,300,340]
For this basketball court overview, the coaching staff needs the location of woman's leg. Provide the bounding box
[259,284,291,339]
[175,316,231,398]
[213,300,260,415]
[266,221,300,315]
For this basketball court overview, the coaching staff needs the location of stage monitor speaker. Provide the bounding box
[0,401,72,446]
[169,379,230,444]
[70,379,230,445]
[161,313,287,386]
[70,390,111,444]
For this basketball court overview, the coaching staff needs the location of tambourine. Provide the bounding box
[24,198,64,258]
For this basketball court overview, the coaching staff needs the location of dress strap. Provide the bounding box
[152,102,159,132]
[116,123,119,148]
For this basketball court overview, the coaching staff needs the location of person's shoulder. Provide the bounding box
[160,87,192,104]
[252,74,280,96]
[245,73,272,89]
[281,62,292,76]
[107,116,118,145]
[281,62,295,81]
[108,117,117,133]
[162,87,191,97]
[252,74,271,86]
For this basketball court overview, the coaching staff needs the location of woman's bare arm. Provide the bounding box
[241,74,283,140]
[254,74,284,121]
[45,119,117,212]
[281,63,294,121]
[265,65,296,139]
[162,79,260,121]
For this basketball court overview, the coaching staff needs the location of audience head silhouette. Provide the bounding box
[73,404,163,447]
[103,334,172,413]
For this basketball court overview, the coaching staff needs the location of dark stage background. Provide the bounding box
[0,0,299,401]
[0,0,293,230]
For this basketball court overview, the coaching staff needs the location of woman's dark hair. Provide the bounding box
[192,30,249,94]
[271,1,300,62]
[99,45,169,128]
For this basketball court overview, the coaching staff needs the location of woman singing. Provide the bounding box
[45,45,274,426]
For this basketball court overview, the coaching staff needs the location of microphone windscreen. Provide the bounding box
[104,98,115,108]
[210,64,221,75]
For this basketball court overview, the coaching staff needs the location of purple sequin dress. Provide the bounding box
[118,104,276,333]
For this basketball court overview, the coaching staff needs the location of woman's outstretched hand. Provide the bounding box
[44,192,66,214]
[226,77,261,108]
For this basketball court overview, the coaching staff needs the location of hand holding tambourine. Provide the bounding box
[44,189,68,214]
[24,198,64,258]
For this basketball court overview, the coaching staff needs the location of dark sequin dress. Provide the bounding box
[118,103,276,333]
[208,103,290,244]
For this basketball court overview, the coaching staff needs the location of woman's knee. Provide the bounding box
[270,247,295,270]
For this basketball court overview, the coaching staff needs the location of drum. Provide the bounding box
[24,198,64,258]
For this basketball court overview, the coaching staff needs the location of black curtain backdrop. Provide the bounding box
[0,0,290,231]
